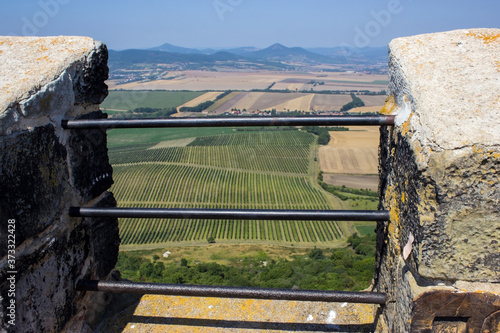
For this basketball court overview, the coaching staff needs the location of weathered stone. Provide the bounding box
[73,41,109,105]
[0,125,68,256]
[86,192,120,279]
[0,36,108,136]
[68,110,113,201]
[0,221,90,333]
[375,28,500,331]
[0,37,116,333]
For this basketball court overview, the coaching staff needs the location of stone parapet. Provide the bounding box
[375,29,500,332]
[0,37,118,333]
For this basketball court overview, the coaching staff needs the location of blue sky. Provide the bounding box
[2,0,499,50]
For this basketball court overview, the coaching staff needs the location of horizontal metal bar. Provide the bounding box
[62,115,395,129]
[70,207,389,221]
[77,280,386,304]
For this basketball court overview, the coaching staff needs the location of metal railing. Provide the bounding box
[77,280,387,304]
[66,114,393,304]
[62,115,395,129]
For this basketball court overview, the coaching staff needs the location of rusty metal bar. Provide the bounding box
[77,280,387,304]
[70,207,389,221]
[62,115,395,129]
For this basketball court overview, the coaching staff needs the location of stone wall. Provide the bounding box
[0,37,119,333]
[375,29,500,332]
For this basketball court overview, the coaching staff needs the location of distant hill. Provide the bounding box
[109,42,388,72]
[108,49,291,71]
[149,43,207,54]
[109,49,241,65]
[246,43,335,64]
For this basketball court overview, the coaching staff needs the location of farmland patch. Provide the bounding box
[311,94,353,111]
[318,126,379,174]
[269,94,315,112]
[176,91,223,112]
[323,174,378,191]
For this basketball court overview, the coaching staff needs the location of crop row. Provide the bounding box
[188,131,316,147]
[110,145,310,174]
[119,216,343,244]
[112,164,330,208]
[112,163,343,244]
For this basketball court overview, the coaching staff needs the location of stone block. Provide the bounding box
[375,28,500,332]
[379,28,500,283]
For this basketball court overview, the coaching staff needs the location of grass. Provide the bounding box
[101,90,205,111]
[120,244,328,266]
[354,224,376,236]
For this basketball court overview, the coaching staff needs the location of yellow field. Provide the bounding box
[318,126,379,175]
[228,91,265,110]
[349,106,383,113]
[272,82,305,91]
[269,93,315,111]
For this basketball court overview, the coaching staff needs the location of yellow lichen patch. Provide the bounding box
[400,113,413,136]
[385,186,401,239]
[380,95,396,115]
[97,294,378,333]
[466,31,500,44]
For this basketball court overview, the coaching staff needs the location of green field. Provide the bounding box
[101,90,204,111]
[109,130,355,246]
[107,127,240,148]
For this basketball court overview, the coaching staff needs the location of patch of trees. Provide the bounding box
[265,82,276,90]
[302,126,331,145]
[179,100,214,112]
[112,107,177,118]
[115,234,377,291]
[340,93,365,112]
[308,80,325,86]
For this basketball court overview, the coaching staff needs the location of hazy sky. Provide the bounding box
[2,0,499,50]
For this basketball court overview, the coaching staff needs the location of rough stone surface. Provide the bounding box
[68,111,113,201]
[375,28,500,331]
[0,37,117,333]
[99,294,377,333]
[0,125,68,255]
[0,36,108,136]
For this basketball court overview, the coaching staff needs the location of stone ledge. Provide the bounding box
[0,36,108,136]
[386,28,500,154]
[99,294,378,333]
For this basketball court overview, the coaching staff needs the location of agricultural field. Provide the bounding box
[107,70,388,92]
[101,90,204,111]
[100,89,386,117]
[109,130,356,247]
[311,94,355,111]
[175,91,223,113]
[318,125,379,175]
[203,91,385,114]
[323,174,378,192]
